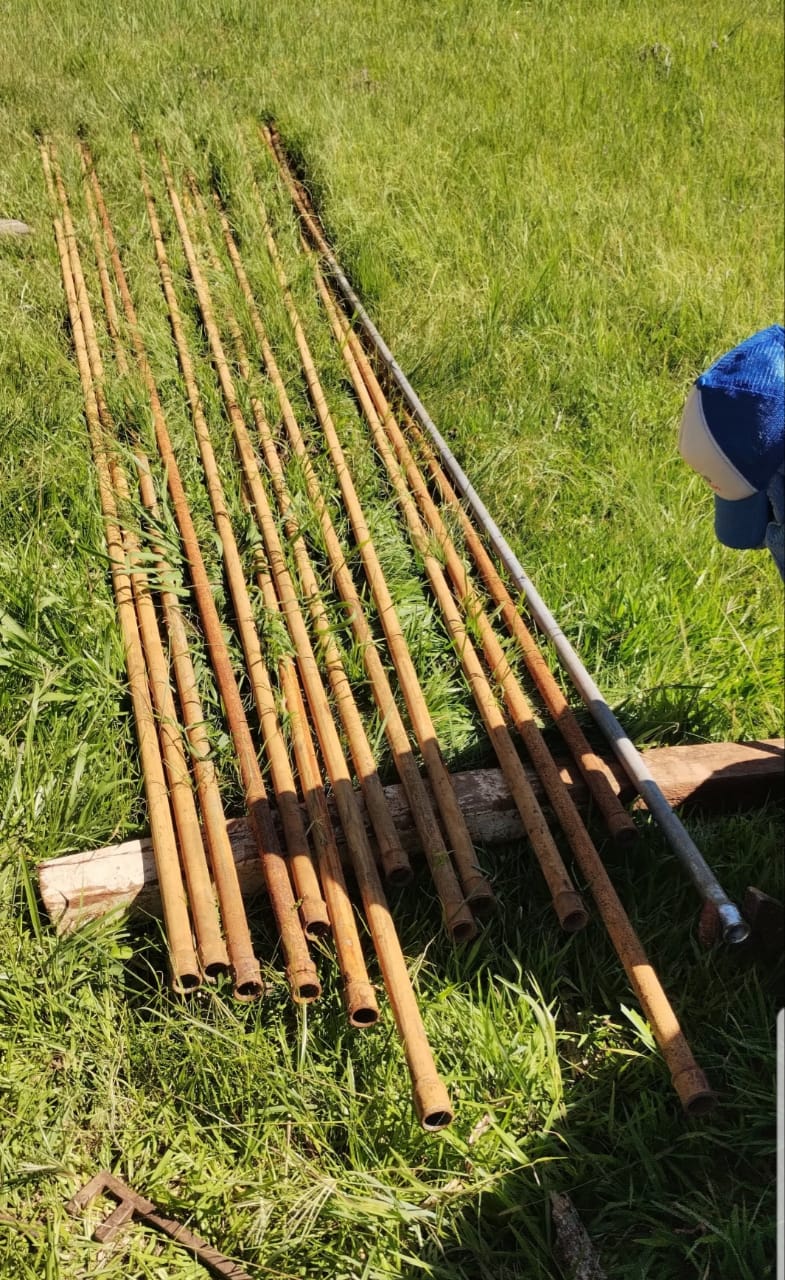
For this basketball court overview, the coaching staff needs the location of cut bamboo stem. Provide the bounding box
[312,258,717,1115]
[259,122,636,847]
[316,267,608,922]
[51,152,230,981]
[311,266,587,935]
[41,144,200,994]
[407,414,636,843]
[164,158,455,1127]
[146,149,329,943]
[255,192,497,918]
[212,197,467,916]
[148,180,377,1024]
[81,144,320,1003]
[187,177,412,894]
[79,168,263,1000]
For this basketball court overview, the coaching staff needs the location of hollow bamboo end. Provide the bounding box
[300,898,332,941]
[232,956,265,1002]
[673,1067,716,1117]
[289,966,322,1004]
[203,959,231,982]
[170,956,202,995]
[466,883,498,920]
[554,891,590,933]
[345,980,381,1028]
[413,1076,454,1131]
[607,811,639,846]
[448,913,478,945]
[384,859,415,889]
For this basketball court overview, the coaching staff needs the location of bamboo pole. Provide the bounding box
[211,197,481,926]
[313,260,717,1116]
[80,169,264,1001]
[40,145,200,994]
[50,150,230,981]
[316,266,613,914]
[181,181,474,942]
[403,415,637,840]
[138,148,329,943]
[254,192,497,918]
[259,123,748,945]
[80,145,320,1003]
[189,186,412,890]
[307,266,586,936]
[164,157,454,1129]
[259,123,635,846]
[138,176,377,1023]
[187,177,412,892]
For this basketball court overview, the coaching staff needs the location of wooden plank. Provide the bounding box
[38,739,784,932]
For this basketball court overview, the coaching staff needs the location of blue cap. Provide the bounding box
[679,325,785,549]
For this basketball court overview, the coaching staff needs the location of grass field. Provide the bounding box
[1,1,783,1276]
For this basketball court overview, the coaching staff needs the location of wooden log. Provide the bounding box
[38,739,783,933]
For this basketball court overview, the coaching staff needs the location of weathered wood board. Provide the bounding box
[38,739,784,932]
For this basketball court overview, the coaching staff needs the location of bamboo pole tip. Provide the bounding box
[672,1067,716,1117]
[289,967,322,1004]
[301,902,332,941]
[554,891,590,934]
[232,957,266,1003]
[413,1076,454,1132]
[170,956,202,995]
[466,883,498,920]
[447,913,479,945]
[345,981,381,1028]
[607,811,640,846]
[384,861,415,889]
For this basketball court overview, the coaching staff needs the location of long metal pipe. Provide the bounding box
[80,168,264,1001]
[256,189,497,918]
[41,148,200,994]
[211,196,483,926]
[261,123,749,946]
[82,146,321,1002]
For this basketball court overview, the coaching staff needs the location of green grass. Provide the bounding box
[1,1,783,1277]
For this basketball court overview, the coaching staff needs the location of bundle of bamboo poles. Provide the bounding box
[39,133,716,1122]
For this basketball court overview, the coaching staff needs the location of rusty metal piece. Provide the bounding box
[81,144,320,1003]
[40,143,200,994]
[66,1171,253,1279]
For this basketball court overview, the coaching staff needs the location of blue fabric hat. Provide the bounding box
[679,325,785,549]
